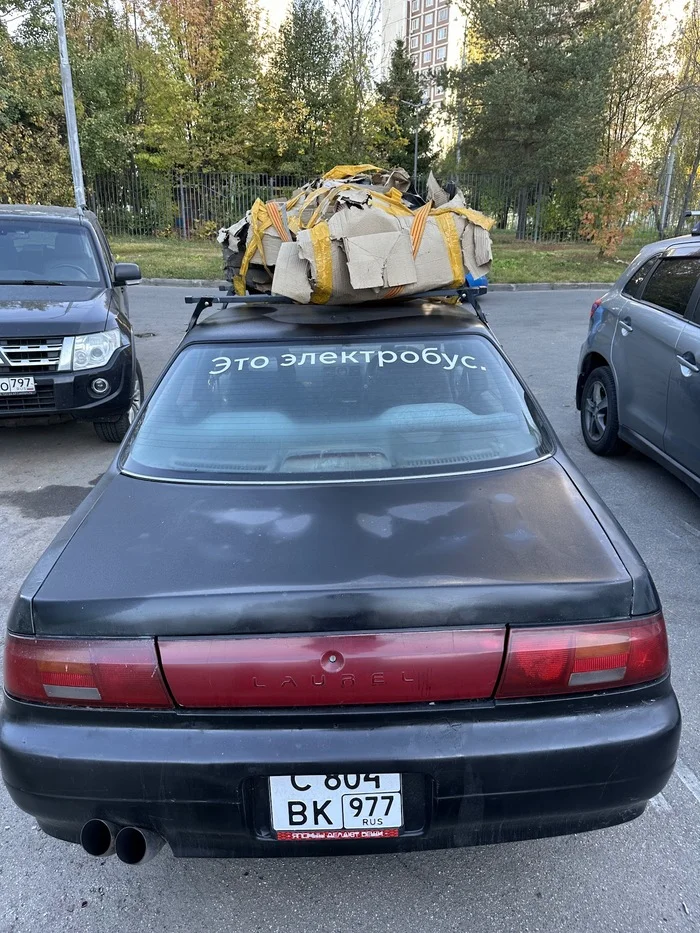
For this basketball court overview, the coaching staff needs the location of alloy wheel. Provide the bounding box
[584,379,608,441]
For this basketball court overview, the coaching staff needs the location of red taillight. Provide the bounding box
[590,298,603,319]
[4,616,668,709]
[495,614,668,699]
[4,635,173,708]
[159,629,506,708]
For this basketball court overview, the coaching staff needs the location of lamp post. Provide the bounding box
[54,0,85,209]
[399,98,429,185]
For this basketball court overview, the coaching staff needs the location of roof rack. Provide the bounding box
[183,286,488,333]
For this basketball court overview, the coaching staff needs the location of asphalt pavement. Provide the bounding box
[0,286,698,933]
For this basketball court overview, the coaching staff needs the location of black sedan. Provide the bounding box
[0,299,680,864]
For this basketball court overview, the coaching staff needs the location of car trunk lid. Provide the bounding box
[32,456,634,638]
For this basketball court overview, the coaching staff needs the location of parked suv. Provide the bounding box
[577,233,700,496]
[0,205,143,442]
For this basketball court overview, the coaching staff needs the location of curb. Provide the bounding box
[140,278,229,288]
[139,279,614,292]
[488,282,612,291]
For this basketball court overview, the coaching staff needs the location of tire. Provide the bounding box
[93,360,144,444]
[580,365,627,456]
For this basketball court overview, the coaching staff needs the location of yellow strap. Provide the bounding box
[300,188,326,212]
[233,238,257,295]
[322,164,384,180]
[305,186,344,229]
[233,199,273,296]
[285,189,305,211]
[431,205,496,232]
[385,187,406,203]
[290,182,417,233]
[295,183,415,229]
[434,212,465,287]
[410,201,432,256]
[266,200,291,242]
[383,201,433,300]
[294,187,336,229]
[308,222,333,305]
[366,189,414,217]
[304,184,380,229]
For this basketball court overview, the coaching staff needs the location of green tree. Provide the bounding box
[648,2,700,235]
[376,38,434,175]
[0,24,71,203]
[139,0,265,171]
[448,0,622,227]
[10,0,142,176]
[332,0,379,161]
[193,2,266,170]
[263,0,346,173]
[601,0,675,159]
[69,0,142,173]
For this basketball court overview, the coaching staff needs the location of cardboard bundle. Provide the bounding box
[217,165,495,305]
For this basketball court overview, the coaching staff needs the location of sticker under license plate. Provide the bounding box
[270,773,402,840]
[0,376,36,395]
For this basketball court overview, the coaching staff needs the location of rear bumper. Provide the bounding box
[0,347,132,422]
[0,682,681,857]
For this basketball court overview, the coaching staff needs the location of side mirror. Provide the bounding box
[114,262,141,285]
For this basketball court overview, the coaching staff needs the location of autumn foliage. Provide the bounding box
[579,151,652,258]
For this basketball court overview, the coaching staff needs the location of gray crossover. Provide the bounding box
[577,233,700,496]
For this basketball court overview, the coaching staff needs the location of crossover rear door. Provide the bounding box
[612,252,698,448]
[664,259,700,477]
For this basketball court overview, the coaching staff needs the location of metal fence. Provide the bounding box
[86,172,307,239]
[85,169,667,242]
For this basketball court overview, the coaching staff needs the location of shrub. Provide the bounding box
[579,151,653,258]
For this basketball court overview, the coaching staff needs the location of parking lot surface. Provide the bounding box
[1,287,698,933]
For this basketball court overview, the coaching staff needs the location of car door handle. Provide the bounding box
[620,317,634,334]
[677,353,700,374]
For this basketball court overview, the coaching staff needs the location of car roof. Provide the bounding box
[611,233,700,289]
[0,204,100,226]
[181,301,492,345]
[636,233,700,259]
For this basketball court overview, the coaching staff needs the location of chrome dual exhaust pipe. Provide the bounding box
[115,826,164,865]
[80,819,118,858]
[80,820,164,865]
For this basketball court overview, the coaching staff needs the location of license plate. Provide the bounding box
[0,376,36,395]
[270,773,403,840]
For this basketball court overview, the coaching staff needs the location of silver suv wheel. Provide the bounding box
[584,379,608,441]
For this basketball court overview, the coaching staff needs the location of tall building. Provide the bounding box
[380,0,467,106]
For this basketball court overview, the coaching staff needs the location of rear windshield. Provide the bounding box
[121,336,552,482]
[0,219,103,286]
